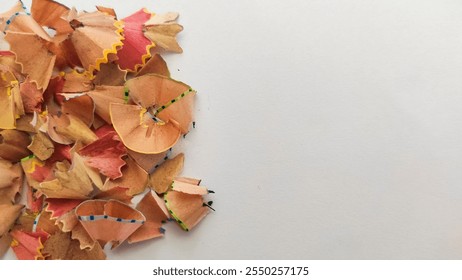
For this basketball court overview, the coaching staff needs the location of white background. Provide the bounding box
[3,0,462,259]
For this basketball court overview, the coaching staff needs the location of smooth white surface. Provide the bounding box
[4,0,462,259]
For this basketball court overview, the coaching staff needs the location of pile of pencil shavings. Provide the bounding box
[0,0,214,260]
